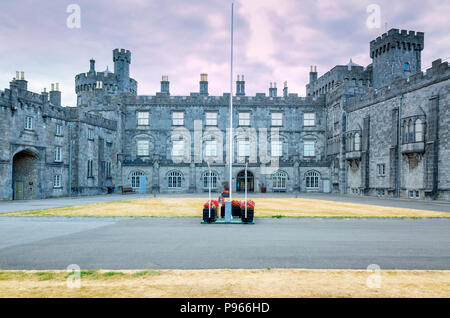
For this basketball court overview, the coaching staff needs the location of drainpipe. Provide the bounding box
[397,95,403,198]
[68,122,72,197]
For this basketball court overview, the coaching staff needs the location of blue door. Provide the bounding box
[139,175,146,194]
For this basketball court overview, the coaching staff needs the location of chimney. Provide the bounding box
[90,59,96,73]
[15,71,28,90]
[269,82,277,97]
[236,74,245,96]
[49,82,61,106]
[309,65,318,83]
[161,75,170,94]
[41,87,49,104]
[283,81,288,98]
[200,73,208,96]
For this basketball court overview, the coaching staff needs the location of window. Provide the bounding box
[205,140,217,157]
[205,112,217,126]
[304,113,315,126]
[409,190,420,199]
[415,119,424,142]
[131,171,144,189]
[172,112,184,126]
[377,164,386,176]
[304,140,315,157]
[53,175,62,188]
[172,140,184,157]
[105,162,112,178]
[354,133,361,151]
[305,171,320,189]
[56,124,62,136]
[25,116,33,130]
[137,112,149,126]
[272,171,287,190]
[55,146,62,162]
[239,112,250,126]
[271,112,282,126]
[271,140,282,157]
[87,160,94,178]
[168,171,182,189]
[238,139,250,157]
[203,171,218,189]
[88,128,94,140]
[137,140,149,156]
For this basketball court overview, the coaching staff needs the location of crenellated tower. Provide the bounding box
[370,28,424,88]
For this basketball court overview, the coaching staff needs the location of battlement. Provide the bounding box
[370,28,424,59]
[113,48,131,63]
[345,59,449,112]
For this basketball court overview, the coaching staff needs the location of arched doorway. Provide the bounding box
[12,149,39,200]
[236,170,254,192]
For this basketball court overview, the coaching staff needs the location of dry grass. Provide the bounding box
[2,197,449,218]
[0,269,449,298]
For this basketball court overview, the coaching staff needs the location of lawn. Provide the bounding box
[0,269,449,298]
[2,197,449,218]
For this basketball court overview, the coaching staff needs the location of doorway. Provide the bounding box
[12,149,39,200]
[236,170,254,192]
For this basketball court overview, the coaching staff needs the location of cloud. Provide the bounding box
[0,0,448,105]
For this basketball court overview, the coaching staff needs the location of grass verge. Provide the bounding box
[1,197,449,218]
[0,269,449,298]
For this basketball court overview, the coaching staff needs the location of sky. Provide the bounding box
[0,0,449,106]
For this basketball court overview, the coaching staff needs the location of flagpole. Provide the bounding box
[229,2,234,203]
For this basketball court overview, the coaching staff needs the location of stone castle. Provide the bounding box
[0,28,449,200]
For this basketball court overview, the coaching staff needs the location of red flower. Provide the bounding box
[240,200,255,210]
[203,200,219,209]
[232,200,241,207]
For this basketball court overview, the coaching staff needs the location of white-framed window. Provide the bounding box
[205,112,217,126]
[56,124,62,136]
[354,133,361,151]
[304,113,315,126]
[87,160,94,178]
[304,140,315,157]
[272,171,287,190]
[271,140,282,157]
[137,111,149,126]
[239,112,250,126]
[271,112,283,126]
[305,170,320,189]
[53,174,62,188]
[131,171,144,189]
[238,139,250,157]
[25,116,33,130]
[172,140,184,157]
[377,164,386,176]
[415,118,424,142]
[168,171,182,188]
[55,146,62,162]
[205,140,217,157]
[88,128,94,140]
[172,112,184,126]
[137,139,149,156]
[203,171,218,189]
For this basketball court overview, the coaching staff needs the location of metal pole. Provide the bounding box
[68,122,72,197]
[229,2,234,202]
[115,153,118,193]
[245,162,248,219]
[208,161,211,218]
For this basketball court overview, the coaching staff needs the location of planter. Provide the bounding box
[221,205,225,218]
[232,206,241,218]
[241,208,254,223]
[203,208,217,223]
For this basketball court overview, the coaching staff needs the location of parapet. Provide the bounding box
[370,28,424,59]
[113,48,131,63]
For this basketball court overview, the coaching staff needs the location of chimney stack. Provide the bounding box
[283,81,288,98]
[90,59,96,73]
[200,73,208,96]
[309,65,318,83]
[236,74,245,96]
[161,75,170,94]
[49,82,61,106]
[269,82,277,97]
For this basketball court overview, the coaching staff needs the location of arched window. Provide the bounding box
[415,118,424,142]
[305,171,320,189]
[203,171,218,189]
[131,171,144,189]
[272,171,287,191]
[408,119,414,143]
[168,171,182,189]
[354,133,361,151]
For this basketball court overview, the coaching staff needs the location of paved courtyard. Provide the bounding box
[0,217,449,270]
